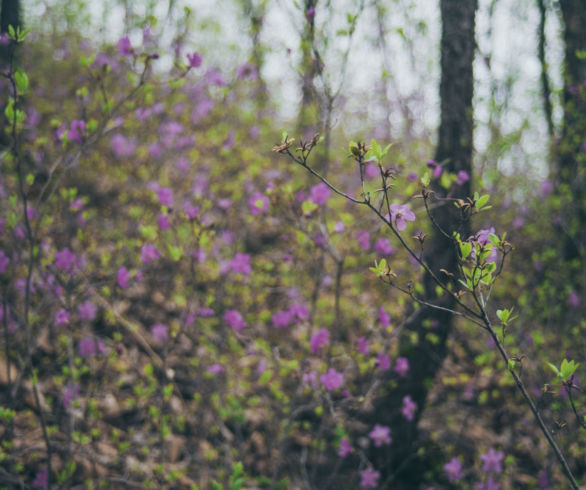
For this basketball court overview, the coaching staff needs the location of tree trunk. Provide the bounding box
[297,0,319,139]
[557,0,586,269]
[364,1,477,487]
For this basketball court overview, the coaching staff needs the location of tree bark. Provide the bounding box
[364,0,477,487]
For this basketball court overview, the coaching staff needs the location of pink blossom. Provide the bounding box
[360,468,380,489]
[320,368,344,391]
[110,133,136,157]
[305,7,316,22]
[224,310,246,333]
[141,244,160,264]
[54,248,77,272]
[79,336,97,357]
[394,357,409,376]
[0,250,10,274]
[378,305,390,326]
[333,221,345,233]
[236,62,258,80]
[118,35,133,56]
[67,120,86,143]
[568,290,580,308]
[289,303,309,322]
[249,192,269,215]
[184,201,199,219]
[401,395,417,421]
[356,230,371,250]
[207,363,223,374]
[230,253,252,275]
[456,170,470,185]
[369,424,392,447]
[389,203,416,231]
[55,309,70,326]
[480,448,504,474]
[157,214,171,230]
[63,384,79,408]
[374,238,395,256]
[356,337,370,355]
[157,187,173,207]
[540,180,554,195]
[197,307,214,317]
[310,328,330,354]
[33,469,48,488]
[272,309,293,328]
[444,457,464,482]
[427,159,443,178]
[78,301,97,321]
[338,438,352,458]
[151,323,169,342]
[376,352,391,371]
[308,182,331,206]
[187,52,202,68]
[117,266,130,288]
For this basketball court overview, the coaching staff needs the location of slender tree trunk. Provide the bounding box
[363,1,477,487]
[297,0,319,139]
[557,0,586,267]
[0,0,20,147]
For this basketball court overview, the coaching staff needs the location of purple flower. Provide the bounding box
[79,336,97,357]
[356,337,370,355]
[117,266,129,288]
[338,438,352,458]
[0,250,10,274]
[333,221,345,233]
[223,129,236,150]
[360,468,380,489]
[476,477,500,490]
[63,384,79,409]
[456,170,470,185]
[289,303,310,322]
[374,238,395,256]
[230,253,252,275]
[369,424,392,447]
[401,395,417,421]
[205,67,226,87]
[207,363,223,374]
[33,469,49,488]
[303,370,319,389]
[313,233,327,249]
[568,290,580,308]
[376,352,391,371]
[378,306,390,327]
[225,310,246,333]
[151,323,169,342]
[157,187,174,207]
[308,182,332,206]
[78,301,97,321]
[118,35,133,56]
[272,309,293,328]
[407,171,418,182]
[356,230,371,250]
[184,201,200,220]
[187,52,202,68]
[305,7,316,22]
[110,133,136,158]
[471,228,497,263]
[55,309,70,326]
[480,448,504,474]
[236,61,258,80]
[389,203,416,231]
[249,125,260,139]
[310,328,330,354]
[320,368,344,391]
[54,248,77,272]
[67,120,86,143]
[427,159,443,178]
[540,180,554,195]
[249,192,269,216]
[157,213,171,230]
[444,457,464,483]
[197,307,214,317]
[141,244,160,264]
[394,357,409,377]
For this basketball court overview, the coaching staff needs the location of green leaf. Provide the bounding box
[547,362,560,377]
[560,359,579,379]
[301,200,318,216]
[476,194,490,209]
[14,70,29,94]
[421,171,430,187]
[488,233,500,247]
[460,241,472,260]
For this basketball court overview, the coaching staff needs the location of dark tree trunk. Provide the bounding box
[0,0,19,66]
[297,0,319,138]
[363,1,477,487]
[557,0,586,268]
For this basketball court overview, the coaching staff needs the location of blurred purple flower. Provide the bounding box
[320,368,343,391]
[230,253,252,275]
[360,468,380,489]
[272,309,293,328]
[356,230,371,250]
[568,290,580,308]
[376,352,391,371]
[197,307,214,317]
[374,238,395,256]
[378,305,391,326]
[356,337,370,355]
[225,310,246,333]
[289,303,309,322]
[207,363,223,374]
[338,438,352,458]
[309,182,331,205]
[236,61,258,80]
[310,328,330,354]
[333,221,345,233]
[151,323,169,342]
[63,384,79,408]
[456,170,470,185]
[394,357,409,377]
[0,250,10,274]
[54,247,77,272]
[117,266,129,288]
[32,469,48,488]
[480,448,504,474]
[157,213,171,230]
[110,134,136,158]
[249,192,269,216]
[157,187,173,207]
[540,180,554,195]
[79,336,97,357]
[369,424,391,446]
[444,457,464,483]
[55,309,70,326]
[305,7,316,22]
[187,52,202,68]
[206,68,226,87]
[67,120,86,143]
[78,301,97,321]
[118,35,133,56]
[401,395,417,421]
[141,244,160,264]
